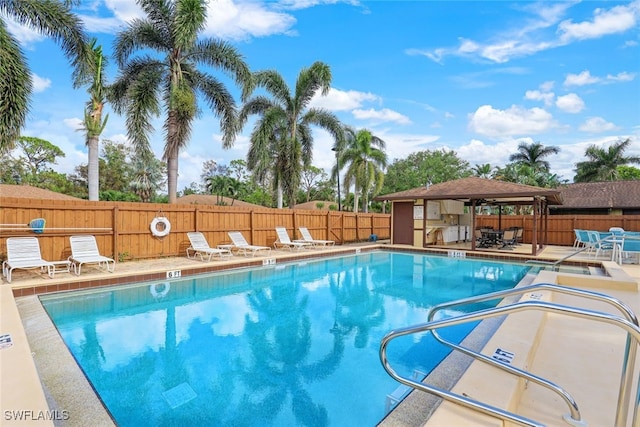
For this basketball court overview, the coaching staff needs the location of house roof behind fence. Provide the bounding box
[0,184,83,200]
[553,181,640,209]
[375,177,563,205]
[176,194,265,208]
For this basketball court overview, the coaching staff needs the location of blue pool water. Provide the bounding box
[40,251,531,426]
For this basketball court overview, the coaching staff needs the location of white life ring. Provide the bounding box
[150,216,171,237]
[150,282,170,298]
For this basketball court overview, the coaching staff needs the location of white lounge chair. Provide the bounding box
[187,232,232,261]
[274,227,313,251]
[295,227,335,247]
[69,235,115,275]
[2,237,69,283]
[227,231,271,257]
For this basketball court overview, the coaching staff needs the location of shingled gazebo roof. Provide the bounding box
[375,177,563,205]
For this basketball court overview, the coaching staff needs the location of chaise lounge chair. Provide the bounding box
[274,227,313,251]
[227,231,272,257]
[2,237,70,283]
[295,227,335,247]
[69,235,115,275]
[186,232,232,261]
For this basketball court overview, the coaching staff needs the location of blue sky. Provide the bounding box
[8,0,640,191]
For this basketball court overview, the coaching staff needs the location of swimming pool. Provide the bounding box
[40,251,531,426]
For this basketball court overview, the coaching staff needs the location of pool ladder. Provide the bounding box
[379,283,640,427]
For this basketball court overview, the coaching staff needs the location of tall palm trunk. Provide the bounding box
[87,135,99,200]
[277,183,283,209]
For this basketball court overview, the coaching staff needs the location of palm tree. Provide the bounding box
[340,127,387,213]
[78,39,108,201]
[574,138,640,182]
[509,141,559,172]
[238,62,343,208]
[130,151,165,202]
[109,0,251,203]
[0,0,91,153]
[471,163,494,179]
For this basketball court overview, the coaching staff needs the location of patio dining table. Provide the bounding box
[480,230,503,248]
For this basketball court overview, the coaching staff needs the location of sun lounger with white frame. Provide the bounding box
[274,227,313,251]
[186,231,233,261]
[295,227,335,247]
[227,231,272,257]
[3,237,70,283]
[68,235,115,275]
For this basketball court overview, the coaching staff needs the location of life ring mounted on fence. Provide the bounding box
[150,282,170,298]
[150,216,171,237]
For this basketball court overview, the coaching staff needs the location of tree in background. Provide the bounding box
[340,128,387,213]
[471,163,495,178]
[617,165,640,181]
[109,0,251,203]
[77,39,109,201]
[509,141,559,173]
[299,166,330,203]
[380,149,471,195]
[574,138,640,182]
[131,152,166,202]
[0,0,91,153]
[239,62,343,208]
[494,163,563,188]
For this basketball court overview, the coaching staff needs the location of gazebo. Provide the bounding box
[375,177,563,255]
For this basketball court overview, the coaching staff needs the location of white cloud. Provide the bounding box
[310,88,379,111]
[31,74,51,93]
[564,70,600,86]
[558,2,639,42]
[352,108,411,125]
[203,0,297,40]
[63,117,84,131]
[5,18,45,46]
[94,0,297,40]
[468,105,558,137]
[579,117,618,133]
[410,1,640,64]
[556,93,585,113]
[525,90,555,106]
[606,71,636,82]
[456,138,520,168]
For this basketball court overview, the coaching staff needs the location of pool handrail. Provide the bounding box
[379,285,640,427]
[426,283,638,427]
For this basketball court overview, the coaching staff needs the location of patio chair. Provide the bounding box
[274,227,313,251]
[227,231,272,257]
[69,235,115,275]
[617,232,640,264]
[186,232,232,261]
[587,230,614,258]
[3,237,69,283]
[573,229,590,248]
[498,228,517,250]
[295,227,335,247]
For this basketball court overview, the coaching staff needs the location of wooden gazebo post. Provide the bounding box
[471,199,477,251]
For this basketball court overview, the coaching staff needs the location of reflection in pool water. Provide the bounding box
[41,251,530,426]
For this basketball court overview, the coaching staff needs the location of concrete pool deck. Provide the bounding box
[1,243,639,426]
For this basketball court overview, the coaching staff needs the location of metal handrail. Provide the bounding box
[380,291,640,427]
[525,244,593,269]
[426,283,638,427]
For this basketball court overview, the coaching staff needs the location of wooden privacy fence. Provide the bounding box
[476,214,640,246]
[0,198,390,262]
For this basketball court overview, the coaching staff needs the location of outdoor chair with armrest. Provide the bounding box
[274,227,313,251]
[295,227,335,247]
[3,237,69,283]
[186,232,232,261]
[69,235,115,275]
[227,231,272,257]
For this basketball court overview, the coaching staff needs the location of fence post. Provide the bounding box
[112,206,118,261]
